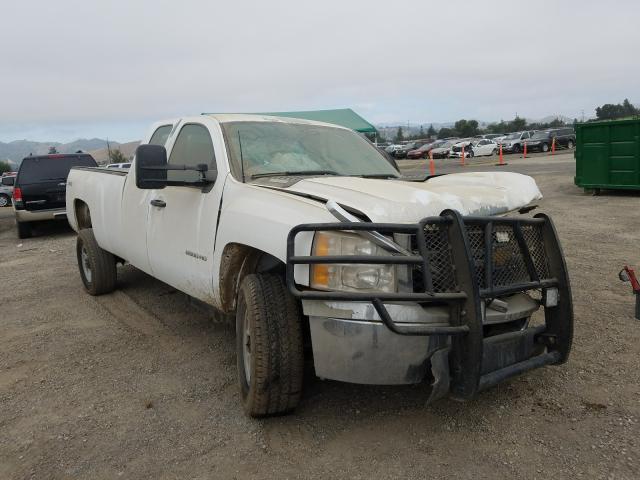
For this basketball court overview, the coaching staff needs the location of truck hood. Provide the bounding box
[284,172,542,222]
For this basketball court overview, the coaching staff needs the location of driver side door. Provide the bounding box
[146,123,223,301]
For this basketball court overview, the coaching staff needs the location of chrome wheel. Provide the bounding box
[242,313,251,382]
[81,246,92,284]
[0,195,8,207]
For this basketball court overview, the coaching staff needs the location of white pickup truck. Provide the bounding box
[66,114,573,417]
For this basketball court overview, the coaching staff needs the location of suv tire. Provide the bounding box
[0,194,10,207]
[512,144,521,154]
[236,273,304,417]
[76,228,117,295]
[17,221,32,239]
[567,140,574,149]
[542,143,549,153]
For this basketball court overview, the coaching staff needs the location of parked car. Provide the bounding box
[394,141,428,159]
[11,153,98,238]
[472,138,499,157]
[406,141,439,159]
[497,131,536,153]
[481,133,503,140]
[430,139,458,158]
[0,173,16,207]
[107,163,131,169]
[525,128,576,153]
[66,114,573,418]
[449,139,475,159]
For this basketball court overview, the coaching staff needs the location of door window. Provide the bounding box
[167,124,216,182]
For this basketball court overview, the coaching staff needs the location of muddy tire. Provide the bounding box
[76,228,117,295]
[236,274,304,417]
[17,221,32,239]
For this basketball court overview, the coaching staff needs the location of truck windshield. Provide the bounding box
[221,121,400,181]
[18,155,97,184]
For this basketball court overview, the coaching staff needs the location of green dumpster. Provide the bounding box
[575,118,640,192]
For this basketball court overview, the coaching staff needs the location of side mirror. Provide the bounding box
[1,176,15,186]
[135,144,168,189]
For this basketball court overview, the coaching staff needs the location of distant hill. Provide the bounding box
[0,138,122,165]
[89,141,140,165]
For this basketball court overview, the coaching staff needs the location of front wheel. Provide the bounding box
[542,143,549,153]
[76,228,117,295]
[567,140,574,149]
[512,144,521,154]
[467,150,474,158]
[236,274,304,417]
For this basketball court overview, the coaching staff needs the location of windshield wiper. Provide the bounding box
[358,173,400,179]
[251,170,339,179]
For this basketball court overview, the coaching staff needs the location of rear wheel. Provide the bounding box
[567,140,574,149]
[17,221,32,239]
[76,228,117,295]
[236,274,304,417]
[0,194,10,207]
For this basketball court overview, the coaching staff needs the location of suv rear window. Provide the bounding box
[18,155,97,184]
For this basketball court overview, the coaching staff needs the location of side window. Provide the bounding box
[167,124,216,182]
[522,132,529,139]
[149,125,172,146]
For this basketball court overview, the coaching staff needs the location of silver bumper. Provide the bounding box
[15,208,67,223]
[304,294,539,385]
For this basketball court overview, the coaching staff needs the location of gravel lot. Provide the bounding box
[1,152,639,479]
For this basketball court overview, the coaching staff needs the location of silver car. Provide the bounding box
[0,175,15,207]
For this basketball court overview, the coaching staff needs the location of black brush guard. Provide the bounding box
[286,209,573,399]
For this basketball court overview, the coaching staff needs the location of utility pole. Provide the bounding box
[106,138,112,163]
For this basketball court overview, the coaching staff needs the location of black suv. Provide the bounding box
[526,128,576,153]
[8,153,97,238]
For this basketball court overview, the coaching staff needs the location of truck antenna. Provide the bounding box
[237,130,246,183]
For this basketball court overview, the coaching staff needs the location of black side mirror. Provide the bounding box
[135,144,168,189]
[1,176,15,186]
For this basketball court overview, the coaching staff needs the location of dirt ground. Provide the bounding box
[1,152,639,479]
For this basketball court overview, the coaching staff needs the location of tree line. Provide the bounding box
[388,116,570,142]
[384,98,640,142]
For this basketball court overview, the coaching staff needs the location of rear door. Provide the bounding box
[17,155,96,211]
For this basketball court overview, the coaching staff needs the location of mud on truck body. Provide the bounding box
[66,114,573,417]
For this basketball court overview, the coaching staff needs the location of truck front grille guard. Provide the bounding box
[286,209,574,399]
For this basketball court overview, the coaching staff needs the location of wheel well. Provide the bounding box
[218,243,285,314]
[74,200,92,229]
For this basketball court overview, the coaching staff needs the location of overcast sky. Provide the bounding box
[1,0,638,142]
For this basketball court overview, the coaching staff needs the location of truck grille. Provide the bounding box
[412,221,551,294]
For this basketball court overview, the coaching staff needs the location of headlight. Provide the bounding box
[310,231,397,293]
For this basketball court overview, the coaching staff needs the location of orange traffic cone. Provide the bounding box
[461,145,465,166]
[551,137,556,155]
[496,143,507,166]
[523,141,527,159]
[428,150,435,176]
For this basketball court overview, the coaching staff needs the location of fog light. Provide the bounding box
[544,288,558,307]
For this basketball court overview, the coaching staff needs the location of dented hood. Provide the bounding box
[284,172,542,222]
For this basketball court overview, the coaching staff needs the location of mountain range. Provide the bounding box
[0,138,123,166]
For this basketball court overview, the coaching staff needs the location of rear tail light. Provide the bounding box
[13,187,22,202]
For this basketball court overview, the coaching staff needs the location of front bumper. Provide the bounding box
[15,207,67,223]
[286,210,573,401]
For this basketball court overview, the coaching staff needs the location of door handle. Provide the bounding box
[150,199,166,208]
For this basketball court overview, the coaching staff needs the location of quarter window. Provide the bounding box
[149,125,172,146]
